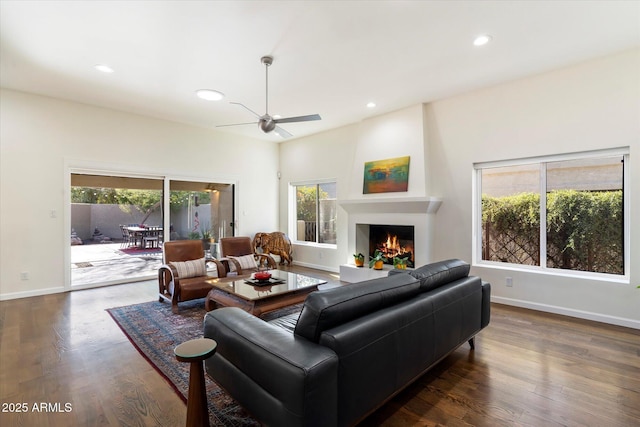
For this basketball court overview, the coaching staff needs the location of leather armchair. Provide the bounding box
[158,240,225,313]
[219,236,277,275]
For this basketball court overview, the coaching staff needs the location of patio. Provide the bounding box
[71,241,163,286]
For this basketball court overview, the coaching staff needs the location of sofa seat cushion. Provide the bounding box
[393,259,470,292]
[294,273,420,342]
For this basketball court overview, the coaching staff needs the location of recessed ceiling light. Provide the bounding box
[473,34,492,46]
[196,89,225,101]
[366,102,376,108]
[94,64,114,73]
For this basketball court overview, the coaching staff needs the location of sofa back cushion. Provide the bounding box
[403,258,470,291]
[294,273,420,343]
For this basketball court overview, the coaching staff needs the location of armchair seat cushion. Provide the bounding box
[177,276,215,300]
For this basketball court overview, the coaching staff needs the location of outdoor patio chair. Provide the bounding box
[219,236,277,276]
[143,226,162,249]
[119,225,134,248]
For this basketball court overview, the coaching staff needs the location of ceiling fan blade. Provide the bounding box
[216,122,258,128]
[274,126,293,138]
[230,102,261,119]
[274,114,321,124]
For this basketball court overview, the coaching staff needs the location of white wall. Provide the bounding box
[279,49,640,328]
[279,105,433,270]
[350,104,428,199]
[278,124,358,270]
[427,48,639,328]
[0,89,279,299]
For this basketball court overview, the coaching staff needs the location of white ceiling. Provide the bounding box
[1,1,639,142]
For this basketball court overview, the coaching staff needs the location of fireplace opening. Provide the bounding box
[369,225,415,268]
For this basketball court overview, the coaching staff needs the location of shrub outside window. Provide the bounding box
[476,150,627,277]
[292,181,337,245]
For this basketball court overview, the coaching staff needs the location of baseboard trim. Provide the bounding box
[291,261,340,274]
[492,296,640,330]
[0,275,156,301]
[0,286,66,301]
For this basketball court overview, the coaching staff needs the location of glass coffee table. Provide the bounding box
[204,269,327,317]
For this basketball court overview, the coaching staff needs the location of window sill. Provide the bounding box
[292,241,337,249]
[472,261,630,285]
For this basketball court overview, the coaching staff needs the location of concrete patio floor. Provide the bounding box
[71,242,162,287]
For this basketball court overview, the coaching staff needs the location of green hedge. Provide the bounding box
[482,190,623,274]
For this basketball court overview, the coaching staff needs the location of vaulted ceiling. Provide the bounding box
[1,1,638,141]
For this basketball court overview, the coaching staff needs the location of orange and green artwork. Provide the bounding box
[363,156,410,194]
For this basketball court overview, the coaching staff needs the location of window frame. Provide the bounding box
[473,147,630,283]
[288,179,337,248]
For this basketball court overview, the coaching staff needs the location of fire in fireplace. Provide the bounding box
[369,225,415,268]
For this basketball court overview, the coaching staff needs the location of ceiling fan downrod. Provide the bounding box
[261,56,273,116]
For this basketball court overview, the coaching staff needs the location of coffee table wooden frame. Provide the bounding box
[204,271,324,316]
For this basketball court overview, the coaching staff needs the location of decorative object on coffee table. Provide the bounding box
[174,338,217,427]
[253,271,272,281]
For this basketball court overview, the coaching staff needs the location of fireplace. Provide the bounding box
[356,224,415,268]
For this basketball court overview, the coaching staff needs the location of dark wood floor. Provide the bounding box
[1,267,638,426]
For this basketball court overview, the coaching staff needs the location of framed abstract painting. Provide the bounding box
[363,156,410,194]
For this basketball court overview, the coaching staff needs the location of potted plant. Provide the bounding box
[369,249,385,270]
[201,228,213,251]
[393,256,408,270]
[353,253,365,267]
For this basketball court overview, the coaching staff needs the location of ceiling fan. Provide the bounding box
[217,56,321,138]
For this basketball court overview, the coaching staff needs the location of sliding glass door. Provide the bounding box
[70,173,164,287]
[168,180,234,258]
[69,173,235,287]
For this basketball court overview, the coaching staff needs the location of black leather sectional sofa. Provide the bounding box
[203,259,491,426]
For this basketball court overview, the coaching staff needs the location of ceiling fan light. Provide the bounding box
[94,64,114,73]
[473,34,492,46]
[196,89,225,101]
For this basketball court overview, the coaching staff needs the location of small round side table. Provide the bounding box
[174,338,217,427]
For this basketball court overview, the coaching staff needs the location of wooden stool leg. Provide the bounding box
[186,361,210,427]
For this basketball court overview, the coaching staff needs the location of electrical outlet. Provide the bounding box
[506,276,513,287]
[20,272,29,281]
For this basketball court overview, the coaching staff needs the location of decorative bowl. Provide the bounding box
[254,271,272,281]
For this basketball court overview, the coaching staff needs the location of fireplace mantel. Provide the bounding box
[339,196,442,214]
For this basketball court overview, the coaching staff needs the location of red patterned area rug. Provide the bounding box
[107,299,301,426]
[118,247,162,256]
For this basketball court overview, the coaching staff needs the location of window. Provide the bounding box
[475,149,627,277]
[291,181,337,245]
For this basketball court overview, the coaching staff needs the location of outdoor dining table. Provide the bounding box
[126,226,163,249]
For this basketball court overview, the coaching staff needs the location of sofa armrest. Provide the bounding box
[204,307,338,427]
[481,280,491,328]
